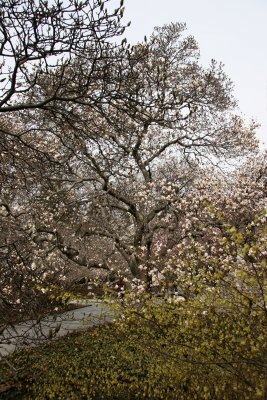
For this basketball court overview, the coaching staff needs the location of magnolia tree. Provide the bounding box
[29,24,259,291]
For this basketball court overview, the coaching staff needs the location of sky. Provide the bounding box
[120,0,267,148]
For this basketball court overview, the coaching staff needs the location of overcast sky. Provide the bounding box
[121,0,267,148]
